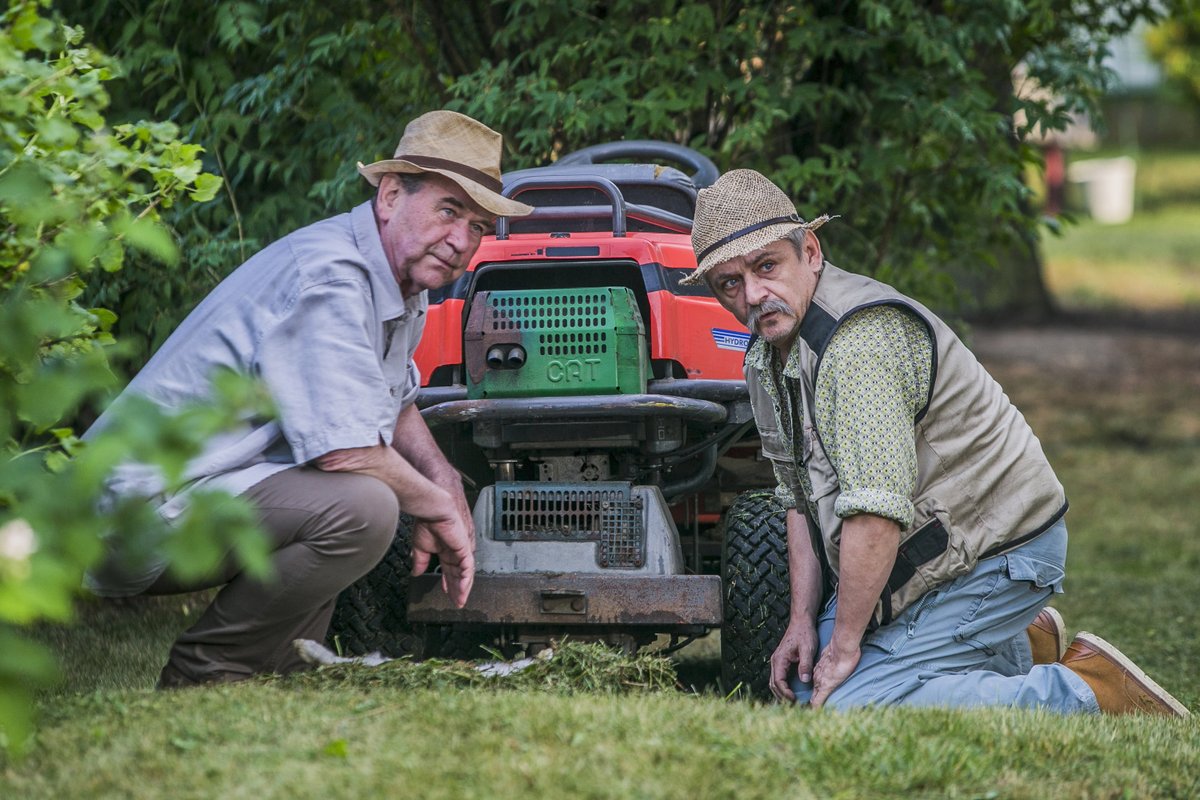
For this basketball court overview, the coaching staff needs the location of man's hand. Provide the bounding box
[410,512,475,608]
[449,482,476,550]
[809,640,862,707]
[804,513,899,707]
[769,619,819,702]
[315,440,476,606]
[391,402,476,550]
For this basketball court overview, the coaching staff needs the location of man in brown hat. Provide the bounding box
[684,169,1188,716]
[83,111,533,687]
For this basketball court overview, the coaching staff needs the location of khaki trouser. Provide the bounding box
[147,467,398,686]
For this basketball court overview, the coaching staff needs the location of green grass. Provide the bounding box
[6,161,1200,795]
[7,326,1200,796]
[1042,149,1200,312]
[1042,205,1200,310]
[4,689,1199,799]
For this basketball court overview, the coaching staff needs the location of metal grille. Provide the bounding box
[465,286,645,399]
[537,330,609,358]
[493,482,645,569]
[487,291,610,333]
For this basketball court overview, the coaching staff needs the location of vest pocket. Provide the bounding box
[804,421,840,499]
[876,504,971,627]
[758,427,789,462]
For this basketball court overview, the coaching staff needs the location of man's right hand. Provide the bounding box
[769,619,819,702]
[315,442,476,606]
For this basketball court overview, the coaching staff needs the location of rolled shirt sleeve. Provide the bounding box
[771,464,799,509]
[814,305,933,529]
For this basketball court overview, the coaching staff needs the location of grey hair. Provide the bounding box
[388,172,428,195]
[783,226,809,258]
[371,172,429,215]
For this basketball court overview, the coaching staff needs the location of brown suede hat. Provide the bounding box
[357,110,534,218]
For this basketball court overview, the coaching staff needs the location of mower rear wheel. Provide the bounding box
[720,490,790,699]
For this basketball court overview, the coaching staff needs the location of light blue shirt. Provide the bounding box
[86,201,426,523]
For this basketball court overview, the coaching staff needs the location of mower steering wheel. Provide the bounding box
[555,141,720,188]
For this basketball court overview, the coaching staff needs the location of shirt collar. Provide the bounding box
[781,334,805,379]
[745,335,771,372]
[745,329,806,381]
[351,200,420,322]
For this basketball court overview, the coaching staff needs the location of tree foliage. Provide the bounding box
[0,1,268,755]
[61,0,1163,356]
[1147,5,1200,113]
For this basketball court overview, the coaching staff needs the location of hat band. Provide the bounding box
[697,214,803,263]
[393,153,503,193]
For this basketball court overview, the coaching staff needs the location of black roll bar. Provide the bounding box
[495,175,696,239]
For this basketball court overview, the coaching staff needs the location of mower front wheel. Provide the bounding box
[720,490,790,699]
[327,515,496,660]
[327,514,427,658]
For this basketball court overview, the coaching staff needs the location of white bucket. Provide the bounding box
[1066,156,1137,224]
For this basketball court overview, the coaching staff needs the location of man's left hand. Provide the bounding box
[809,640,861,707]
[411,512,475,608]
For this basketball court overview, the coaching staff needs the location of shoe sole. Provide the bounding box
[1040,606,1066,660]
[1075,632,1191,718]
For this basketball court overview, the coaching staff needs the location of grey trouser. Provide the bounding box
[149,467,398,685]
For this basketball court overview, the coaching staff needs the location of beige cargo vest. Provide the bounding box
[746,263,1067,627]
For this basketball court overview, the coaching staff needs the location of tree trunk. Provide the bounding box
[962,50,1057,323]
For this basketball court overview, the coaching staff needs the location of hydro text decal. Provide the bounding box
[712,328,750,352]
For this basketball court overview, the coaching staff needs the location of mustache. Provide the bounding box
[746,299,797,334]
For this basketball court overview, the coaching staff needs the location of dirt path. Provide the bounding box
[972,320,1200,389]
[971,317,1200,446]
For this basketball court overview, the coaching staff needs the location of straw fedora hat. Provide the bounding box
[681,169,832,286]
[357,110,534,218]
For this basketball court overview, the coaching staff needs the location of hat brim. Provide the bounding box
[680,221,802,286]
[357,158,534,218]
[680,215,833,286]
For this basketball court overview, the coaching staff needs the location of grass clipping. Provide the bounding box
[270,641,677,695]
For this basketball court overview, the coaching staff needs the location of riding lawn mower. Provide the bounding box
[327,142,789,696]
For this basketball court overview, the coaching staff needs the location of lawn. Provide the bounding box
[1042,149,1200,312]
[4,153,1200,798]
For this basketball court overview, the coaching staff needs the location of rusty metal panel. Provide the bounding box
[408,573,722,626]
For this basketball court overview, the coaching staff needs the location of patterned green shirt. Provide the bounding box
[746,304,933,529]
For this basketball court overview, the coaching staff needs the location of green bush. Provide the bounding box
[0,1,268,755]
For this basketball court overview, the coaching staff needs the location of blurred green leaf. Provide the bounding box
[188,172,223,203]
[322,738,349,758]
[121,217,179,266]
[0,0,262,756]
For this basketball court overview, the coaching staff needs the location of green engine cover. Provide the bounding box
[464,286,648,399]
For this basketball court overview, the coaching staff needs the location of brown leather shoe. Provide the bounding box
[1027,607,1066,665]
[1061,632,1190,717]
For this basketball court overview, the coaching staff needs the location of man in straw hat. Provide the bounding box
[83,111,533,688]
[685,169,1187,716]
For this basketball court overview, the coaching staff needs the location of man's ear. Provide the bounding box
[804,230,824,268]
[375,174,404,219]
